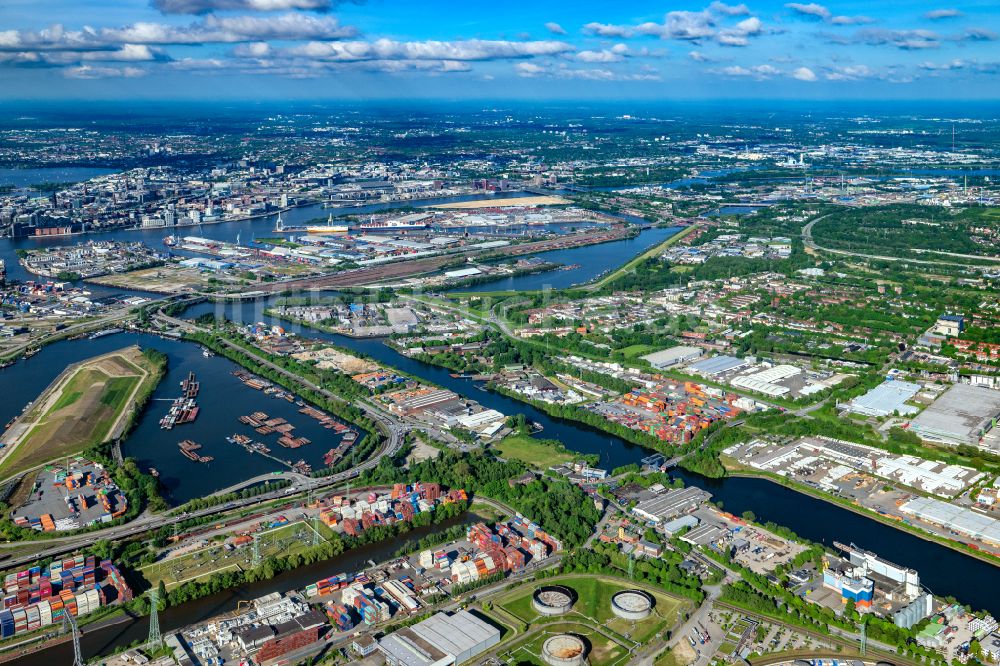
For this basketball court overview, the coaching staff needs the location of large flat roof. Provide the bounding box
[687,355,749,376]
[633,487,711,522]
[847,380,921,417]
[909,383,1000,445]
[641,345,702,365]
[378,610,499,666]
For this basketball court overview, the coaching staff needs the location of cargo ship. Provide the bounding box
[274,212,349,234]
[178,440,213,463]
[354,215,431,232]
[159,397,199,429]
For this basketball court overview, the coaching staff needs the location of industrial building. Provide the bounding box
[641,345,703,369]
[686,355,751,377]
[632,486,711,524]
[377,610,501,666]
[908,383,1000,447]
[846,380,921,417]
[730,364,800,397]
[899,495,1000,548]
[822,563,875,609]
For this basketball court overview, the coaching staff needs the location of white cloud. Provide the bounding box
[544,22,567,35]
[924,8,963,20]
[63,65,147,78]
[918,59,962,70]
[282,38,574,62]
[0,14,358,52]
[152,0,340,13]
[515,62,545,77]
[709,2,751,16]
[515,61,659,81]
[824,64,875,80]
[785,3,873,26]
[582,22,634,38]
[791,66,817,80]
[853,28,939,49]
[712,63,781,79]
[577,49,624,63]
[829,15,875,25]
[638,11,716,41]
[785,3,831,20]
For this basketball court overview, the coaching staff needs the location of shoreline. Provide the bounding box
[4,187,548,242]
[726,468,1000,569]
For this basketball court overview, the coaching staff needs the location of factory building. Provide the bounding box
[632,486,711,524]
[846,380,921,417]
[899,495,1000,548]
[641,345,703,369]
[822,565,874,609]
[908,383,1000,447]
[378,610,500,666]
[686,355,752,378]
[843,543,922,599]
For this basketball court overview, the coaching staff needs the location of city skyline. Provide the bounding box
[1,0,999,100]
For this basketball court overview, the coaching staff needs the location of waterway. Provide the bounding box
[0,331,364,505]
[0,167,117,189]
[8,512,482,665]
[451,226,681,293]
[0,190,546,283]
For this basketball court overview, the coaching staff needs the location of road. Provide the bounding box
[0,295,172,362]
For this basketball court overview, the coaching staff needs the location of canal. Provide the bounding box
[187,295,1000,619]
[451,226,681,293]
[10,512,483,665]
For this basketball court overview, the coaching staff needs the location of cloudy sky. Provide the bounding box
[1,0,998,99]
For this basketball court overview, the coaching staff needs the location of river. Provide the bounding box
[0,167,117,189]
[0,190,550,283]
[451,226,681,293]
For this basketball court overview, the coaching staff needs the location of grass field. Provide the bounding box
[498,621,630,666]
[0,346,163,478]
[495,434,576,469]
[498,575,685,645]
[140,520,326,589]
[619,344,656,359]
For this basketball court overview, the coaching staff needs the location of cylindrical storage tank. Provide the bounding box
[532,585,575,616]
[541,634,587,666]
[611,590,653,620]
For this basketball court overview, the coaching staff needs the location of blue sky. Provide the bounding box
[1,0,998,99]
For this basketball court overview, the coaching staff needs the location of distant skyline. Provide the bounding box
[1,1,999,100]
